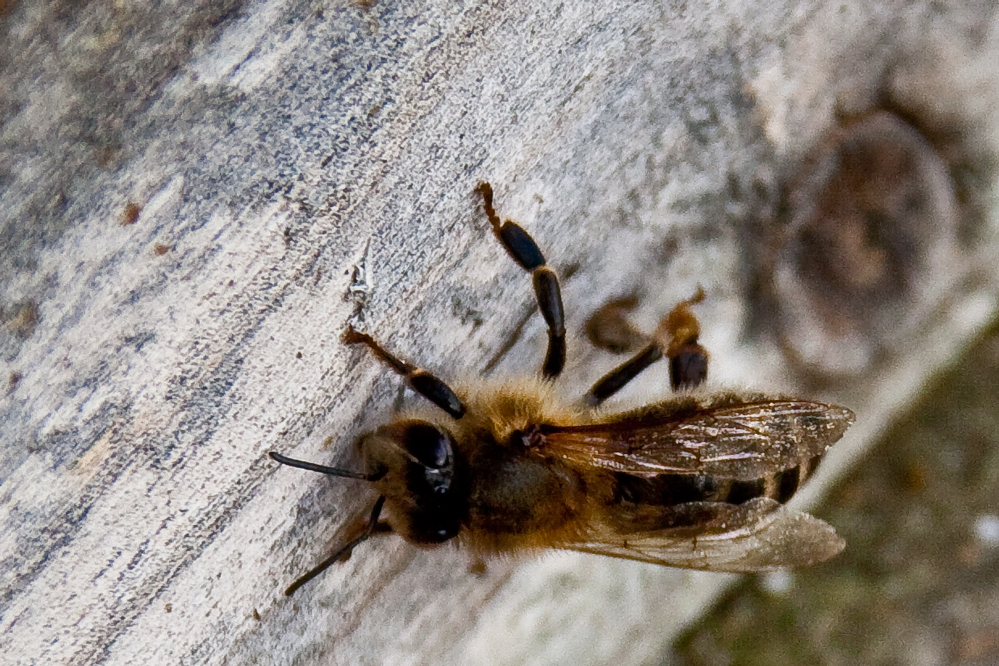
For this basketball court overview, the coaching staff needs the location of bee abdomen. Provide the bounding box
[720,454,825,505]
[724,478,766,505]
[609,454,826,533]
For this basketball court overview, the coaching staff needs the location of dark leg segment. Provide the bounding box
[661,287,707,391]
[343,328,466,419]
[669,344,708,390]
[477,182,566,379]
[585,343,663,406]
[534,268,566,378]
[283,496,389,596]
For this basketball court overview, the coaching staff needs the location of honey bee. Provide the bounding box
[270,182,854,596]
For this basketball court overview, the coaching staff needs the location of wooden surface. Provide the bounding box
[2,1,998,665]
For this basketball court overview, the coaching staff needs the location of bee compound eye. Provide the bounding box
[401,422,453,469]
[406,501,463,544]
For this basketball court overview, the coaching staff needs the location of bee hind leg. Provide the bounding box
[477,182,566,379]
[343,328,466,419]
[660,287,708,391]
[584,294,647,354]
[585,343,665,406]
[584,290,708,405]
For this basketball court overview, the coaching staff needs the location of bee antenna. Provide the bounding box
[269,451,381,481]
[282,496,388,596]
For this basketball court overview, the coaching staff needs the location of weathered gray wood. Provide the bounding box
[2,1,998,665]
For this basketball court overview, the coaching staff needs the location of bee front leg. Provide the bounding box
[477,182,566,379]
[343,328,466,419]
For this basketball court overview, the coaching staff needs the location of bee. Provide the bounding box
[270,182,854,596]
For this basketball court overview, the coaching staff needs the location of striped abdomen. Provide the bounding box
[610,453,826,532]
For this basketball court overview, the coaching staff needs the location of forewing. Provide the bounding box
[564,498,845,572]
[543,400,854,480]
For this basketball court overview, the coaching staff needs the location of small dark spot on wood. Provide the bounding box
[154,243,172,255]
[902,460,930,493]
[252,608,261,621]
[121,202,142,225]
[296,351,303,359]
[165,603,172,613]
[95,145,117,168]
[8,371,21,392]
[657,235,681,262]
[6,300,40,338]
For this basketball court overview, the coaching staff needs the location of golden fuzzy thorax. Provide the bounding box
[443,378,584,440]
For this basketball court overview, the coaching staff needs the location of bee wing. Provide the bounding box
[542,400,854,480]
[564,498,845,572]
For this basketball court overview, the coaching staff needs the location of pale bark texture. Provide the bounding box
[2,1,999,665]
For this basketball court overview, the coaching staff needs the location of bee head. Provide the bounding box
[358,420,467,544]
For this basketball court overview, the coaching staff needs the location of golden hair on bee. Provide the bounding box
[269,182,854,596]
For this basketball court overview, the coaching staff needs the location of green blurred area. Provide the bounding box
[673,320,999,666]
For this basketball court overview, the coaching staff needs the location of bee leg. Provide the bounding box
[584,294,646,354]
[585,344,664,406]
[660,287,708,391]
[668,341,708,391]
[477,182,566,379]
[344,328,466,419]
[284,496,390,596]
[584,290,708,405]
